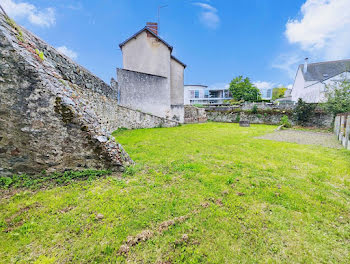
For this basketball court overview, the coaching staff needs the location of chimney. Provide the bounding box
[304,57,308,73]
[146,22,158,35]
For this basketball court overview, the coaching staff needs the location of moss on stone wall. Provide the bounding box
[54,97,74,124]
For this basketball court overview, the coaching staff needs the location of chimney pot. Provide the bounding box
[146,22,158,35]
[304,57,309,74]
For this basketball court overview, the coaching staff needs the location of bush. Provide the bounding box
[323,79,350,116]
[294,99,316,125]
[252,104,258,114]
[280,115,292,128]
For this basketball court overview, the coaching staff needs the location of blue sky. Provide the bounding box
[2,0,350,90]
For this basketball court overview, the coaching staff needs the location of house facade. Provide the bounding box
[291,58,350,103]
[117,23,186,122]
[184,85,232,105]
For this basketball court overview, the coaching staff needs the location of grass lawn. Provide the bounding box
[1,123,349,263]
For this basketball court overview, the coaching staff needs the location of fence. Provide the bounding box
[334,113,350,149]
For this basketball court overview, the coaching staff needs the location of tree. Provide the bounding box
[294,98,316,125]
[272,87,287,100]
[229,76,261,102]
[323,79,350,116]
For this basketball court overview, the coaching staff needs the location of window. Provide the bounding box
[204,90,209,98]
[267,89,272,98]
[190,90,195,98]
[195,90,200,98]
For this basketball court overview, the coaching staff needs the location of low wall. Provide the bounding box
[334,113,350,149]
[184,106,207,124]
[205,106,333,128]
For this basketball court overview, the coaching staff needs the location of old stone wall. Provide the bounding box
[205,106,333,128]
[334,113,350,149]
[184,106,207,124]
[0,13,178,176]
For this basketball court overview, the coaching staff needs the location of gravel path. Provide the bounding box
[257,129,342,149]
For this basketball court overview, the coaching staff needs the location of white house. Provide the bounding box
[291,58,350,103]
[184,85,232,105]
[117,22,186,122]
[184,84,273,105]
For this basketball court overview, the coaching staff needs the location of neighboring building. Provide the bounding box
[275,89,293,104]
[184,85,232,105]
[117,22,186,122]
[291,58,350,103]
[259,88,273,100]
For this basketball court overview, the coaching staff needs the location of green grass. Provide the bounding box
[1,123,349,263]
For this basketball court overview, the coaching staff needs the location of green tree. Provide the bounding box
[294,98,316,125]
[272,87,287,100]
[323,79,350,116]
[229,76,261,102]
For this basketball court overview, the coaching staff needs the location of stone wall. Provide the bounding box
[184,106,207,124]
[0,13,178,176]
[205,106,333,128]
[334,113,350,149]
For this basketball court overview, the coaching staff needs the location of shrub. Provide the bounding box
[323,79,350,116]
[294,99,316,125]
[235,113,241,123]
[280,115,292,128]
[252,104,258,114]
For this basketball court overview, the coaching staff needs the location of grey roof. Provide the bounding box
[119,27,173,51]
[171,55,186,68]
[301,59,350,82]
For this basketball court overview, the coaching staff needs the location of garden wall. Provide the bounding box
[205,105,333,128]
[0,13,178,176]
[184,105,207,124]
[334,113,350,149]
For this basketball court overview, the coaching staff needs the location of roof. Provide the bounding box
[171,55,186,68]
[184,84,208,88]
[300,59,350,82]
[119,27,173,51]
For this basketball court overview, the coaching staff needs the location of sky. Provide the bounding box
[2,0,350,91]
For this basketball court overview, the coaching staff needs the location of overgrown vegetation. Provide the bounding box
[5,16,25,43]
[293,98,316,125]
[323,79,350,116]
[280,115,292,128]
[1,123,349,263]
[35,49,45,61]
[0,170,111,190]
[251,104,258,114]
[229,76,261,102]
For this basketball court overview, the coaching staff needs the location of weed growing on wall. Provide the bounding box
[35,49,45,61]
[5,17,25,43]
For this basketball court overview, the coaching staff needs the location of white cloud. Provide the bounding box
[0,0,55,27]
[193,2,217,12]
[193,2,220,29]
[253,81,275,89]
[56,46,78,60]
[272,53,302,79]
[285,0,350,60]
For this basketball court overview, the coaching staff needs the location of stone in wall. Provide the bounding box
[184,106,207,124]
